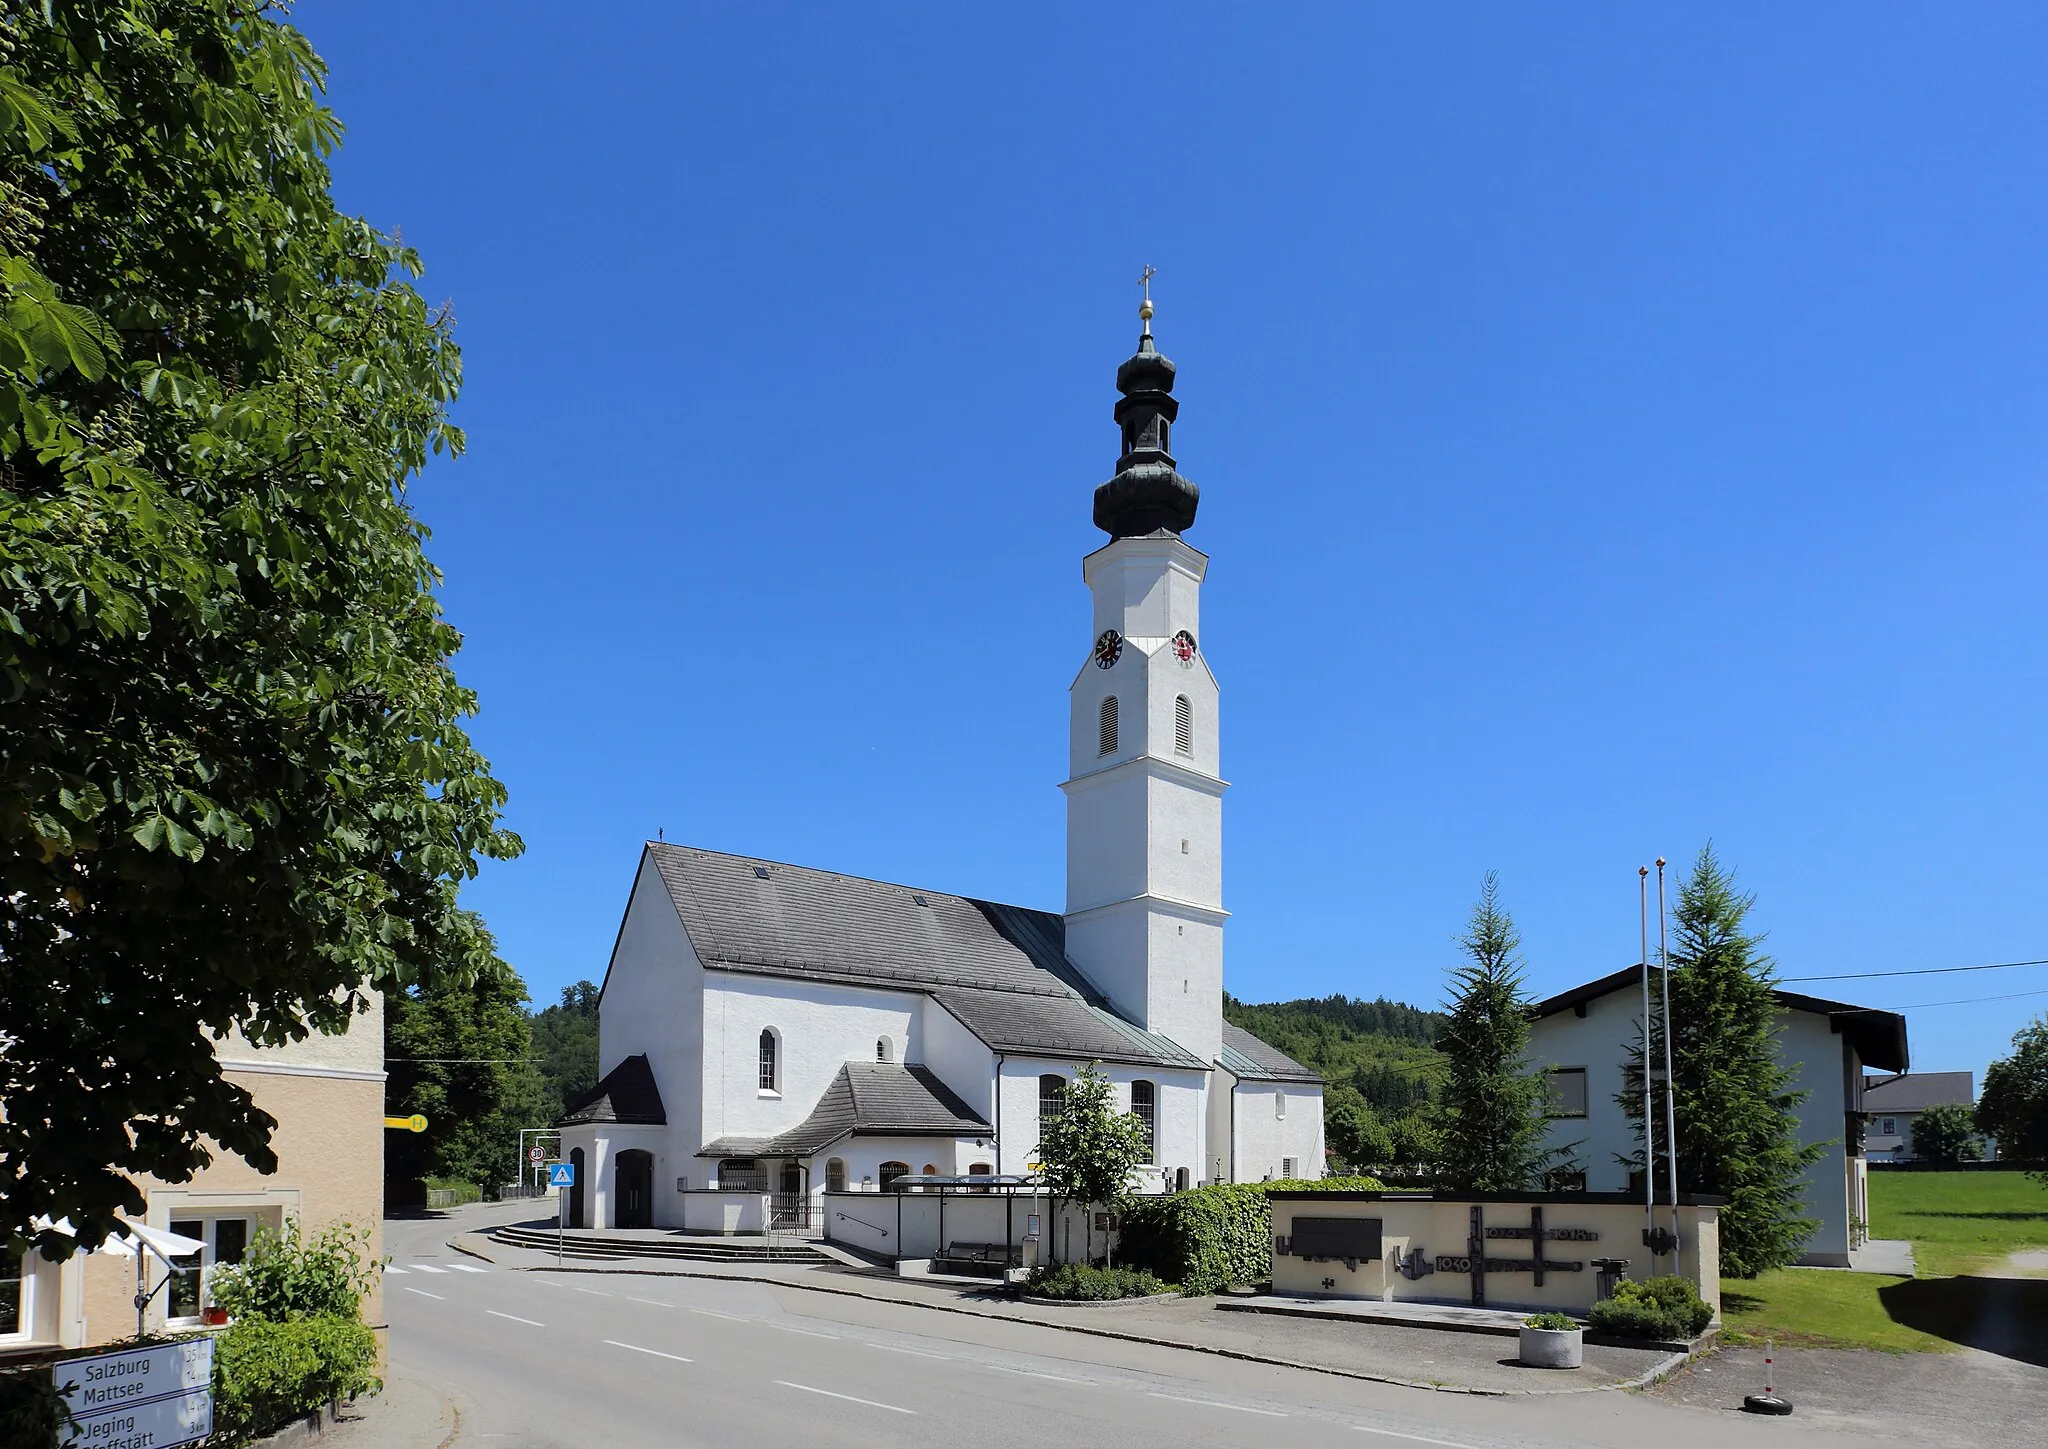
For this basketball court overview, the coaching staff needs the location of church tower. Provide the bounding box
[1062,288,1225,1069]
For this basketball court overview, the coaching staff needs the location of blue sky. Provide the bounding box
[301,4,2045,1079]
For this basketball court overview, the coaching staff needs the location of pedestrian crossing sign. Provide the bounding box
[548,1162,575,1188]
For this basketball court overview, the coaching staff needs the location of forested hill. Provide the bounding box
[1224,993,1447,1115]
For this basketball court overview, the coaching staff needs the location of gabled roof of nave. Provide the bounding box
[636,842,1232,1073]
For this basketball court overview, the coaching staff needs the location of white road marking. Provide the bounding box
[402,1287,445,1300]
[983,1364,1089,1384]
[1149,1393,1287,1417]
[604,1340,693,1364]
[1353,1428,1483,1448]
[685,1306,744,1320]
[862,1341,952,1360]
[446,1263,488,1273]
[409,1264,448,1274]
[384,1266,409,1275]
[486,1311,544,1327]
[773,1381,915,1415]
[624,1296,671,1308]
[764,1323,839,1339]
[567,1285,612,1296]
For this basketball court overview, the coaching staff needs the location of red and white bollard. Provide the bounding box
[1743,1336,1794,1415]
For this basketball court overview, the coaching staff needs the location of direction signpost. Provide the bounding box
[547,1160,576,1266]
[57,1337,213,1449]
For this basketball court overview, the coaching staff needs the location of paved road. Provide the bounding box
[380,1212,1892,1449]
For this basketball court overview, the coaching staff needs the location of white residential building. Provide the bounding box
[1526,967,1908,1267]
[556,308,1324,1231]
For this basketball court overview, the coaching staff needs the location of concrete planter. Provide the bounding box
[1517,1324,1584,1369]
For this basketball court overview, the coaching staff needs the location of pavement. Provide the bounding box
[349,1202,2014,1448]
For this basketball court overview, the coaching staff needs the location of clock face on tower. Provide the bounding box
[1171,629,1198,666]
[1093,630,1124,669]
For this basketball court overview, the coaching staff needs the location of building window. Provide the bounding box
[968,1161,993,1177]
[1546,1067,1589,1119]
[921,1164,938,1176]
[1038,1073,1067,1131]
[1275,1089,1286,1121]
[1282,1156,1298,1179]
[1174,695,1193,756]
[1880,1117,1896,1137]
[825,1158,846,1192]
[878,1161,910,1192]
[758,1029,778,1092]
[876,1036,893,1063]
[1131,1080,1157,1162]
[1,1249,24,1339]
[165,1216,251,1324]
[1098,696,1118,756]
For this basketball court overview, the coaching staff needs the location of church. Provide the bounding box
[557,296,1326,1231]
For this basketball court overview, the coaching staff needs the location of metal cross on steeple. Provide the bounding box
[1138,264,1156,334]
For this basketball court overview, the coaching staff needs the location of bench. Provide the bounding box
[934,1241,1014,1277]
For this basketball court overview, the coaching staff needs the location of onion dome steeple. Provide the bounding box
[1093,269,1200,538]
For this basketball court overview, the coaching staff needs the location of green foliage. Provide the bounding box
[423,1177,482,1205]
[1977,1016,2048,1185]
[0,1,519,1256]
[208,1220,378,1323]
[1118,1176,1384,1296]
[1588,1275,1713,1341]
[1630,846,1822,1277]
[530,980,601,1117]
[1909,1104,1984,1165]
[1523,1311,1578,1330]
[386,964,548,1197]
[1430,874,1563,1192]
[1028,1263,1171,1301]
[1036,1063,1154,1265]
[0,1366,74,1449]
[212,1316,379,1442]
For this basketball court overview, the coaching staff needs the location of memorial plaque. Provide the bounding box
[1291,1216,1383,1262]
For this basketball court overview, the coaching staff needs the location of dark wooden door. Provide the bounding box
[569,1147,586,1229]
[616,1149,654,1229]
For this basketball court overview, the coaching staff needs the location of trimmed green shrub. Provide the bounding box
[1028,1264,1172,1301]
[1118,1175,1385,1296]
[209,1220,378,1323]
[212,1316,380,1441]
[1587,1275,1713,1341]
[1523,1312,1578,1331]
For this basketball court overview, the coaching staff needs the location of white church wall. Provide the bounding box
[1145,770,1223,910]
[700,973,922,1145]
[595,852,706,1227]
[921,999,996,1122]
[1232,1081,1325,1182]
[1060,903,1150,1044]
[1083,532,1206,644]
[997,1056,1205,1191]
[1063,769,1151,912]
[1206,1062,1238,1184]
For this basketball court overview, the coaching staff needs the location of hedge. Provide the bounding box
[1587,1275,1713,1342]
[1118,1175,1385,1296]
[1029,1264,1172,1301]
[211,1316,380,1442]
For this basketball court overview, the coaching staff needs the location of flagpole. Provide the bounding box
[1640,865,1654,1255]
[1658,857,1681,1275]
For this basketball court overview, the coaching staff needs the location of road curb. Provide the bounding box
[456,1233,1687,1397]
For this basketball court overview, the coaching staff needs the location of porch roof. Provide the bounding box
[699,1061,992,1158]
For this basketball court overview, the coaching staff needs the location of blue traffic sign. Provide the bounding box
[547,1161,575,1188]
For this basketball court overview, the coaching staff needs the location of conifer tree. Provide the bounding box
[1432,874,1559,1192]
[1642,846,1823,1277]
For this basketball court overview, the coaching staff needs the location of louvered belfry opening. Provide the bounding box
[1098,695,1118,755]
[1174,695,1192,756]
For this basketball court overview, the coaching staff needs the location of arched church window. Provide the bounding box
[1132,1080,1157,1162]
[1274,1089,1286,1121]
[1098,696,1118,756]
[878,1161,910,1192]
[758,1029,778,1092]
[1038,1073,1067,1129]
[876,1036,893,1063]
[1174,695,1193,756]
[825,1157,846,1192]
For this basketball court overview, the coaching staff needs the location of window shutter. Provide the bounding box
[1098,696,1118,755]
[1174,695,1193,755]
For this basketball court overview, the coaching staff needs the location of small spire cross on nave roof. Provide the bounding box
[1138,264,1156,332]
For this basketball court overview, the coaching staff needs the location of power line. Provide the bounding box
[1889,987,2048,1011]
[1780,957,2048,984]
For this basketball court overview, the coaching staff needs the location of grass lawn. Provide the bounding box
[1717,1170,2048,1352]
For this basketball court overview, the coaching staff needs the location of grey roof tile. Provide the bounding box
[1863,1071,1973,1113]
[646,843,1205,1070]
[700,1063,991,1158]
[557,1054,666,1127]
[1218,1021,1322,1083]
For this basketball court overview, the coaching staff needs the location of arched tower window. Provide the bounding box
[1098,696,1118,756]
[876,1036,893,1063]
[1131,1080,1157,1162]
[1038,1073,1067,1129]
[758,1029,779,1092]
[1174,695,1193,756]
